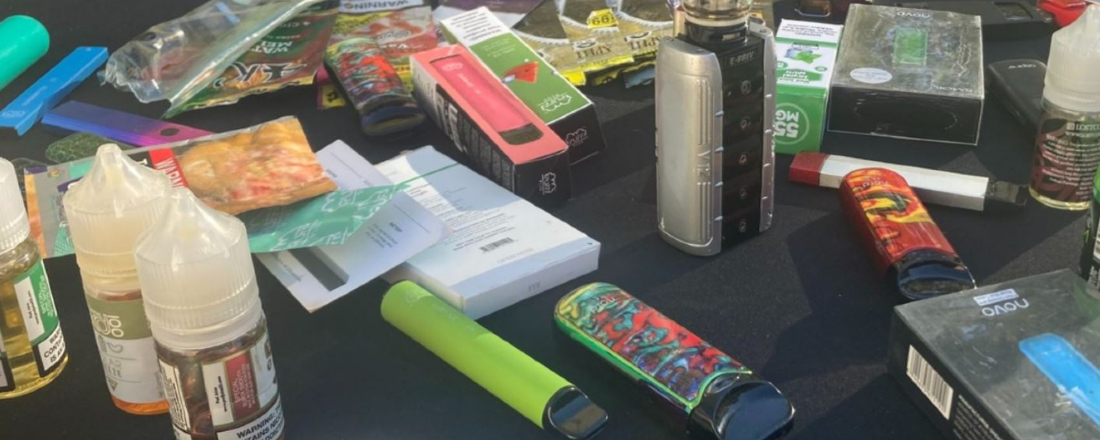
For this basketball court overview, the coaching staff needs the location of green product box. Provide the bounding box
[440,7,607,164]
[773,20,843,155]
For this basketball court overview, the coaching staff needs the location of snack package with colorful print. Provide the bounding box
[25,117,339,258]
[513,0,587,86]
[102,0,329,117]
[556,0,635,73]
[174,1,339,115]
[615,0,673,61]
[321,0,445,107]
[324,37,425,136]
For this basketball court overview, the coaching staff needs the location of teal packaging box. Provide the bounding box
[773,20,843,155]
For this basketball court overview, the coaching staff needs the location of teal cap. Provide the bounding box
[0,15,50,92]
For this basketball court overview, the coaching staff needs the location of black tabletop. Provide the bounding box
[0,1,1079,439]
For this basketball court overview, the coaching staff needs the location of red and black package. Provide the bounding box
[839,168,976,301]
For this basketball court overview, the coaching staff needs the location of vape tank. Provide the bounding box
[656,0,776,256]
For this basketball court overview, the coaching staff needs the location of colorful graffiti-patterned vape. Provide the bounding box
[554,283,794,440]
[838,168,976,301]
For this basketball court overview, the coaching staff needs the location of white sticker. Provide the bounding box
[35,325,65,375]
[850,67,893,85]
[216,397,285,440]
[173,427,193,440]
[161,360,192,432]
[97,335,164,404]
[973,289,1019,307]
[203,333,279,428]
[13,276,44,341]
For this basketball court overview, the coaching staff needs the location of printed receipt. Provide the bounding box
[257,141,449,312]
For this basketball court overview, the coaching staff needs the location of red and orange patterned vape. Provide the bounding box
[839,168,976,300]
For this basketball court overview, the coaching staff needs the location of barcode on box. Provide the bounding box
[480,237,515,253]
[907,345,954,419]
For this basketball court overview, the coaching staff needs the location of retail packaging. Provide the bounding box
[410,45,573,207]
[830,4,984,145]
[889,269,1100,440]
[773,20,842,155]
[380,146,600,319]
[439,7,607,164]
[513,0,587,86]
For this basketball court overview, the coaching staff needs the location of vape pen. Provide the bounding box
[790,152,1027,212]
[382,281,607,439]
[656,1,776,256]
[430,55,544,145]
[554,283,794,440]
[839,168,976,301]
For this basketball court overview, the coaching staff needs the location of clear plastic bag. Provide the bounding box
[100,0,324,116]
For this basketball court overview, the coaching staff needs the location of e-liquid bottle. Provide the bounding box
[136,188,285,440]
[63,144,170,414]
[839,168,976,301]
[0,158,67,398]
[1028,4,1100,210]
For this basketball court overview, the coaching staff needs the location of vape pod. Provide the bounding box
[382,281,608,439]
[838,168,976,301]
[555,283,794,440]
[656,0,777,256]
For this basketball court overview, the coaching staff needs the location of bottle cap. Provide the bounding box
[63,144,172,278]
[135,187,259,344]
[1046,4,1100,112]
[0,158,30,253]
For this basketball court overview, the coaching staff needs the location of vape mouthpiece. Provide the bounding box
[681,0,755,23]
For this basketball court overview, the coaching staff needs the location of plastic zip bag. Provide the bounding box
[101,0,325,117]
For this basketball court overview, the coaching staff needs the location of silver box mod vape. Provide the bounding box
[656,7,776,257]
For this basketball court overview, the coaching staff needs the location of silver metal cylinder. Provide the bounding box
[680,0,755,21]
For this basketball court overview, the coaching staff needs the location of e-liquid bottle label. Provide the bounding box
[160,332,284,440]
[1030,116,1100,204]
[13,260,66,376]
[86,294,164,404]
[0,326,12,393]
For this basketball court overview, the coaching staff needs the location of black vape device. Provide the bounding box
[656,0,776,256]
[987,59,1046,137]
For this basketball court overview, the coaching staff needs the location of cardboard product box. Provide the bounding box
[411,45,572,209]
[440,7,607,164]
[889,269,1100,440]
[830,4,984,145]
[380,146,601,319]
[773,20,843,155]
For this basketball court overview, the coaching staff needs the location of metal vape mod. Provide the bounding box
[656,0,776,256]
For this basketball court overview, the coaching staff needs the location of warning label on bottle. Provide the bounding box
[217,397,285,440]
[14,261,66,376]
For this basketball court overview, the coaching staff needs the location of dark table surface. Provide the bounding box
[0,1,1079,439]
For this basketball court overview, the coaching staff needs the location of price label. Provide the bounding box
[587,9,619,29]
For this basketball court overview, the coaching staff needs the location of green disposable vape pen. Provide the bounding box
[381,281,608,439]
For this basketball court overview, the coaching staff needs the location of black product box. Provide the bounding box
[888,269,1100,440]
[830,4,984,145]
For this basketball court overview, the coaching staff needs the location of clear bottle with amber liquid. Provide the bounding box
[63,144,171,414]
[136,188,286,440]
[0,158,67,399]
[1029,4,1100,210]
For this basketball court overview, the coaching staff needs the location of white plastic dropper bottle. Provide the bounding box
[135,188,284,440]
[63,144,171,414]
[1028,4,1100,210]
